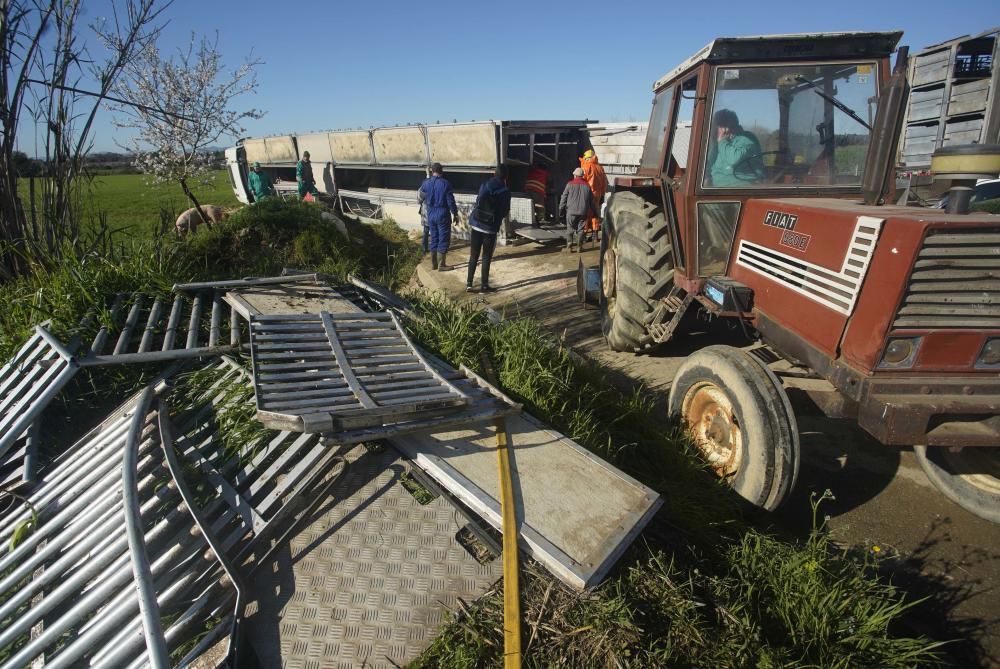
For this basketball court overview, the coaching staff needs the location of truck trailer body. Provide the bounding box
[226,120,594,233]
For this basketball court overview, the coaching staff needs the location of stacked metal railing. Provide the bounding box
[0,357,345,667]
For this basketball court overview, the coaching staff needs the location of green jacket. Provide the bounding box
[248,170,275,200]
[296,159,314,186]
[708,132,764,187]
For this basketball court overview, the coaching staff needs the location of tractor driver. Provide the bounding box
[707,109,764,187]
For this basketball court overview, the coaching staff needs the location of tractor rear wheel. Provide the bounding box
[668,345,800,511]
[914,445,1000,524]
[599,191,674,352]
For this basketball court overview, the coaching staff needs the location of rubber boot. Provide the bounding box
[438,252,449,271]
[431,252,438,270]
[562,230,575,253]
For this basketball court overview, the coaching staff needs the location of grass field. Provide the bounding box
[18,171,241,240]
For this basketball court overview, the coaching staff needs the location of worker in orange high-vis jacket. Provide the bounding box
[524,163,550,226]
[579,149,607,236]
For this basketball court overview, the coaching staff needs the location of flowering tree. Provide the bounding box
[113,34,262,226]
[0,0,169,278]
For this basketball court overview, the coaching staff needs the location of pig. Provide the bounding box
[175,204,228,237]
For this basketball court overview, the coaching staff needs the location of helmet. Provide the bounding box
[583,149,595,159]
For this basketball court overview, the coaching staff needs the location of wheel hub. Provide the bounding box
[602,245,617,314]
[681,382,743,477]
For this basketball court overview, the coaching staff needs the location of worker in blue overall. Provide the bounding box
[417,162,459,270]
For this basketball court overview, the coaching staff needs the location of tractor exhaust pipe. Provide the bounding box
[862,46,909,206]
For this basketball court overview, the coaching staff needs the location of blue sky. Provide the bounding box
[72,0,1000,151]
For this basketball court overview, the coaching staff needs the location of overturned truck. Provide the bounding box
[225,120,598,235]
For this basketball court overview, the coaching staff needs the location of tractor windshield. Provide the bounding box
[703,61,878,189]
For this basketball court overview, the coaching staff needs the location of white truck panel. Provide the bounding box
[331,131,374,165]
[427,123,498,167]
[372,127,426,165]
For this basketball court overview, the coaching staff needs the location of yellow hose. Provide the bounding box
[495,416,522,669]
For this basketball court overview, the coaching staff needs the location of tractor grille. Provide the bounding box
[893,228,1000,329]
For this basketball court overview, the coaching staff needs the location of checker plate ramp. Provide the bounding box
[245,444,499,669]
[250,311,469,433]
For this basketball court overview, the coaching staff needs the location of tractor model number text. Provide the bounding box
[779,229,811,252]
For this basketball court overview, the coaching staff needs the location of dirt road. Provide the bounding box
[412,233,1000,667]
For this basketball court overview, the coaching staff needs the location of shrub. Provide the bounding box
[970,198,1000,215]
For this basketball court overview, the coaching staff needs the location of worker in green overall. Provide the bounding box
[707,109,764,187]
[248,161,275,202]
[296,151,319,199]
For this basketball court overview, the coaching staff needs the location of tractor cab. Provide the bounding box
[602,32,902,352]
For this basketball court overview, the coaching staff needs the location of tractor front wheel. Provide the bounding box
[599,191,674,352]
[914,445,1000,524]
[668,345,800,511]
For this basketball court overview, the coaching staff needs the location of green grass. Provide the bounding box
[17,171,240,241]
[405,294,940,669]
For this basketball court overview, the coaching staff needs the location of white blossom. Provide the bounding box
[111,33,263,192]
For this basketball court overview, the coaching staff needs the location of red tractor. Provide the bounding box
[598,31,1000,522]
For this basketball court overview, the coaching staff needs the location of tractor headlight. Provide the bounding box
[978,339,1000,367]
[881,338,918,367]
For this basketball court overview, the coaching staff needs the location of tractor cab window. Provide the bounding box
[703,62,878,189]
[640,87,675,171]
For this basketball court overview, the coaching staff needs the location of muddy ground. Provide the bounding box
[411,231,1000,667]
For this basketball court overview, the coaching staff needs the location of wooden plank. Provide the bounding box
[368,385,455,400]
[342,345,412,357]
[347,355,421,368]
[256,379,349,393]
[263,394,362,411]
[258,312,392,322]
[259,386,355,402]
[254,342,331,352]
[257,370,347,382]
[255,360,341,372]
[254,350,337,361]
[376,390,462,406]
[252,333,329,342]
[364,376,435,392]
[353,364,427,378]
[321,311,375,409]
